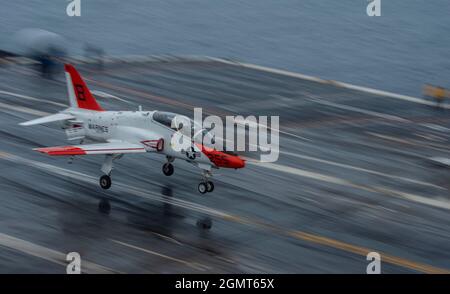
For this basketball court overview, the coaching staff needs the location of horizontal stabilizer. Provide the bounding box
[19,113,75,126]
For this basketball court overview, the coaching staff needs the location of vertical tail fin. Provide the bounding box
[64,64,104,111]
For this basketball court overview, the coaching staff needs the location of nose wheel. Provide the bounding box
[198,181,214,194]
[198,170,214,194]
[99,175,112,190]
[206,181,214,192]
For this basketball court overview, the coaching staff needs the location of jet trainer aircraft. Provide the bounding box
[20,64,245,194]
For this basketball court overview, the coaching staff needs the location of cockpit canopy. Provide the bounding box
[152,111,178,129]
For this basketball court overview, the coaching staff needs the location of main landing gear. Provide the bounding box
[99,175,112,189]
[198,170,214,194]
[162,163,174,176]
[162,156,174,176]
[99,154,122,190]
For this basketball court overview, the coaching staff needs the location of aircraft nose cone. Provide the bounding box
[230,156,246,169]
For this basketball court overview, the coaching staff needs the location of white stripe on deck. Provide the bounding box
[281,150,445,190]
[0,90,67,108]
[0,101,50,116]
[308,98,410,123]
[249,161,450,211]
[0,232,117,274]
[110,239,209,271]
[212,58,450,109]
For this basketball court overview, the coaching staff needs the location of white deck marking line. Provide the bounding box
[368,132,416,145]
[249,161,450,211]
[0,232,117,274]
[309,98,410,123]
[91,90,134,104]
[110,239,209,271]
[368,132,450,151]
[211,58,450,109]
[152,232,183,246]
[0,101,50,116]
[215,136,442,191]
[281,150,445,190]
[421,123,450,133]
[233,118,312,142]
[0,90,67,108]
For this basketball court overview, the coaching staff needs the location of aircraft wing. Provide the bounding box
[34,141,146,156]
[19,113,75,126]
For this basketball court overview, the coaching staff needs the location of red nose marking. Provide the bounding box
[227,154,246,168]
[196,144,245,169]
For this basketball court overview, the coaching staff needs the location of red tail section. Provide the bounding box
[64,64,104,111]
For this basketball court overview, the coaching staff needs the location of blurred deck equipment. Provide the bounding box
[84,43,105,69]
[13,28,67,78]
[423,84,449,108]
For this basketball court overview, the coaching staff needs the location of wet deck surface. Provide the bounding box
[0,58,449,273]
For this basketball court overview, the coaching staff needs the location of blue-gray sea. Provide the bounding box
[1,0,449,96]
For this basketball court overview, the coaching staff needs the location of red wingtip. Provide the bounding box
[34,146,86,156]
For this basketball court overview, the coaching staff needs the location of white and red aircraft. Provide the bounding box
[20,64,245,194]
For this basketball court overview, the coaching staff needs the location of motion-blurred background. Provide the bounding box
[0,0,449,274]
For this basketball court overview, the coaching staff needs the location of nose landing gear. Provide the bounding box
[98,154,122,190]
[198,170,214,194]
[198,182,207,194]
[198,181,214,194]
[206,181,214,192]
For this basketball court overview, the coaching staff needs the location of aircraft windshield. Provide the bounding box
[152,111,177,129]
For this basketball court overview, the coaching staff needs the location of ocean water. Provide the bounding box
[0,0,449,96]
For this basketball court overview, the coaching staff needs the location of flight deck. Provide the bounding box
[0,56,449,273]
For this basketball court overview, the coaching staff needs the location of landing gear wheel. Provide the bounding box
[206,181,214,192]
[98,198,111,214]
[99,175,112,190]
[198,182,207,194]
[162,163,174,176]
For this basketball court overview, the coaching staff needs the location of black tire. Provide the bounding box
[98,198,111,214]
[99,175,112,190]
[198,182,207,194]
[206,181,214,192]
[162,163,174,176]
